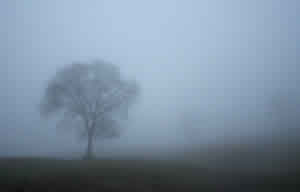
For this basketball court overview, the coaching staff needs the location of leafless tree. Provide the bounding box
[40,60,139,159]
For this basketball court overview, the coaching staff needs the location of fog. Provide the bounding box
[0,0,299,160]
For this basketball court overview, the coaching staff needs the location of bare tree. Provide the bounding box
[40,61,139,159]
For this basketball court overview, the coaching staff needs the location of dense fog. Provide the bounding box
[1,0,299,163]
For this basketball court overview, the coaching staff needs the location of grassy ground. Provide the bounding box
[0,157,299,191]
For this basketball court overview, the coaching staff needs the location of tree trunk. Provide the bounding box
[84,132,94,160]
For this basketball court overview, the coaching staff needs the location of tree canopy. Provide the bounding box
[40,60,139,159]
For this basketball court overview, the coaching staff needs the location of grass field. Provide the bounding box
[0,157,299,191]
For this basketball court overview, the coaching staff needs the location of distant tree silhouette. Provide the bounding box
[40,60,139,159]
[267,90,300,146]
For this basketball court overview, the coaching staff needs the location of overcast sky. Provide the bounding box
[0,0,299,157]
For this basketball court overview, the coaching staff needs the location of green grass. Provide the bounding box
[0,157,213,191]
[0,157,299,191]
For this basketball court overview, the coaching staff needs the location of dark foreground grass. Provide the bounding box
[0,157,299,191]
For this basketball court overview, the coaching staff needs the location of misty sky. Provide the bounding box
[0,0,299,157]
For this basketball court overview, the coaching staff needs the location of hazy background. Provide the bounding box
[0,0,299,158]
